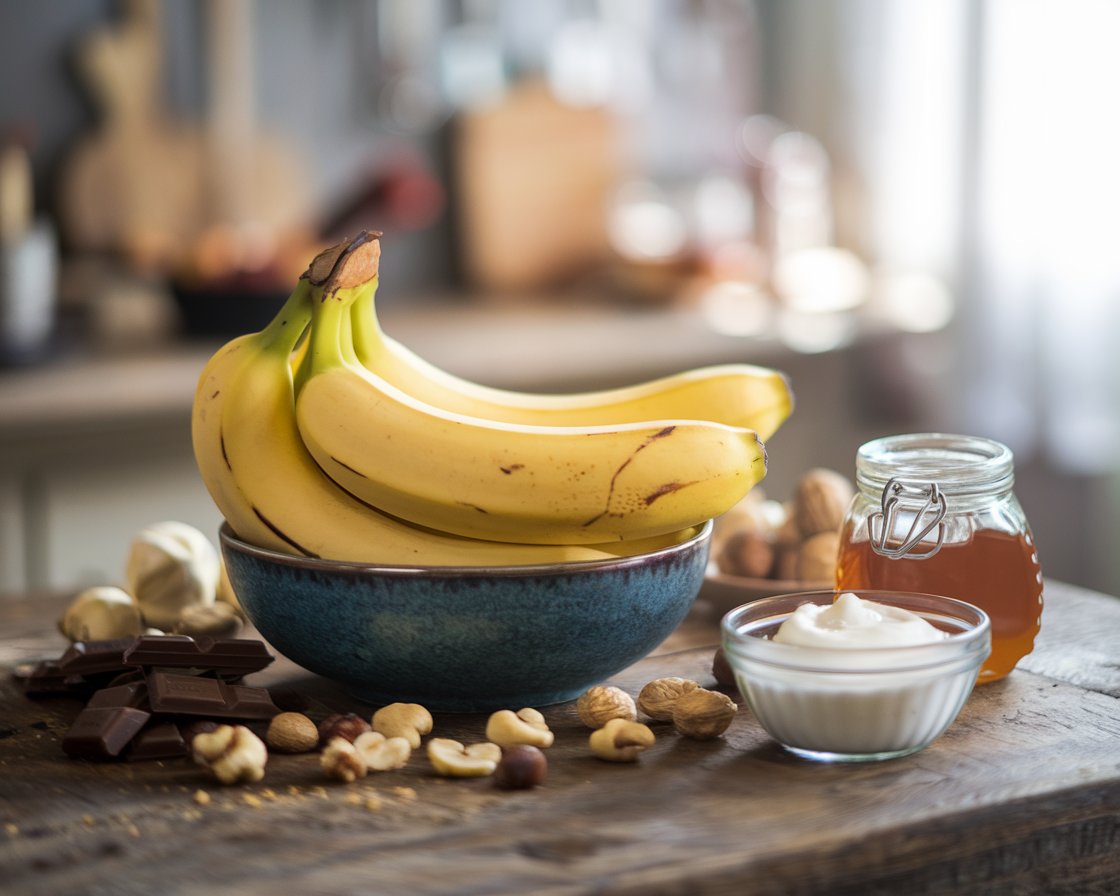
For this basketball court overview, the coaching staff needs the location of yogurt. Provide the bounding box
[722,591,990,761]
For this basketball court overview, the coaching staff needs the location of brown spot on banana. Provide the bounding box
[330,456,369,479]
[251,507,316,557]
[643,481,699,506]
[585,426,680,526]
[499,464,525,474]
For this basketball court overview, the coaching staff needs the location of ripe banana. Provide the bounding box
[295,235,768,546]
[348,286,793,440]
[192,279,696,566]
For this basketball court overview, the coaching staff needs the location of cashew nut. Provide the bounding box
[353,731,412,771]
[426,738,502,777]
[589,718,656,762]
[485,708,554,749]
[192,724,268,784]
[58,586,145,642]
[372,702,433,749]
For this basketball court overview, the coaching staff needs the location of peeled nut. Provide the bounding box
[371,703,433,749]
[192,724,267,785]
[427,738,502,777]
[793,469,855,537]
[266,712,320,754]
[494,745,548,790]
[318,712,372,746]
[796,530,841,583]
[321,737,367,782]
[58,586,145,642]
[126,521,220,630]
[575,686,637,729]
[353,731,412,771]
[671,687,738,740]
[589,718,656,762]
[486,708,554,749]
[637,677,700,721]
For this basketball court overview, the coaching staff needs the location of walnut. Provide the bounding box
[671,688,737,740]
[192,724,267,785]
[797,531,841,583]
[717,530,775,579]
[637,678,700,721]
[575,686,637,729]
[321,737,367,782]
[793,469,855,537]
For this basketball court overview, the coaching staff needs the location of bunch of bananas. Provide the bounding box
[191,232,793,567]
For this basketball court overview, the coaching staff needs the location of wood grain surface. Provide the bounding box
[2,582,1119,896]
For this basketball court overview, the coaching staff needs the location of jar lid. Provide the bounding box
[855,433,1014,497]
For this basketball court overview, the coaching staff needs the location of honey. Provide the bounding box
[836,433,1043,683]
[836,526,1043,683]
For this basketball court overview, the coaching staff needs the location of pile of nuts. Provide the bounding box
[712,468,855,584]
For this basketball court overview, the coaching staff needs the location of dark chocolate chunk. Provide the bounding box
[86,680,150,710]
[61,706,151,760]
[146,671,279,720]
[57,638,138,676]
[126,722,189,761]
[123,635,274,675]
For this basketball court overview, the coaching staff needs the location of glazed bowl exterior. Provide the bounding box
[222,522,712,712]
[722,590,990,761]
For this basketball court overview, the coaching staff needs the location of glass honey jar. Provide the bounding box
[835,433,1043,683]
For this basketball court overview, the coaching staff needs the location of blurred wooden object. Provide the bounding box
[454,80,619,293]
[57,0,310,272]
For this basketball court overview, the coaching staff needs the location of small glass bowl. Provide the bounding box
[721,590,991,762]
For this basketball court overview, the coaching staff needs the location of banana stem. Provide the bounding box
[306,284,367,378]
[258,279,313,357]
[349,278,384,366]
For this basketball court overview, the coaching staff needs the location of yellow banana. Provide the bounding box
[348,286,793,441]
[192,279,696,565]
[296,235,768,546]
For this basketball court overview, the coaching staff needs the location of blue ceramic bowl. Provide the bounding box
[220,522,712,712]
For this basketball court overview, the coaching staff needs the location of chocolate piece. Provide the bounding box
[57,638,138,677]
[146,671,279,720]
[123,635,274,676]
[126,722,189,762]
[179,719,220,745]
[86,680,150,710]
[61,706,151,760]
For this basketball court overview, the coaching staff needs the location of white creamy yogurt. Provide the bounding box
[773,592,949,649]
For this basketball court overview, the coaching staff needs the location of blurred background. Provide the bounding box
[0,0,1117,598]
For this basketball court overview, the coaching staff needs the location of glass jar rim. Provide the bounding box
[855,433,1014,497]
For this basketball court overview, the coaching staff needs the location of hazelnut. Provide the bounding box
[589,718,656,762]
[494,745,548,790]
[318,712,372,745]
[711,647,737,690]
[717,530,775,579]
[575,686,637,729]
[796,531,841,583]
[486,708,554,749]
[266,712,319,754]
[637,677,700,721]
[793,469,855,537]
[671,688,737,740]
[321,737,367,783]
[427,738,502,777]
[192,724,267,785]
[58,586,145,642]
[371,703,433,749]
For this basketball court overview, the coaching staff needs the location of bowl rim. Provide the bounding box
[219,519,713,578]
[721,589,991,674]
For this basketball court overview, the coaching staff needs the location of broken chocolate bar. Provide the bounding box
[86,680,149,710]
[123,635,274,676]
[126,722,189,762]
[57,638,138,676]
[146,670,279,720]
[61,706,151,760]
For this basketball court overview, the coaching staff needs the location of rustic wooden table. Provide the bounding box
[2,581,1118,896]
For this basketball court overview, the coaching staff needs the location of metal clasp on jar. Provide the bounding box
[868,478,947,559]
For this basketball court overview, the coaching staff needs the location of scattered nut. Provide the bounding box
[266,712,319,754]
[637,678,700,721]
[173,601,243,637]
[793,468,855,537]
[494,745,548,790]
[58,586,145,642]
[711,647,737,690]
[353,731,412,771]
[371,703,433,749]
[321,737,367,782]
[126,521,220,630]
[717,530,776,579]
[575,686,637,729]
[192,724,267,785]
[671,688,738,740]
[318,712,372,746]
[427,738,502,777]
[589,718,656,762]
[485,708,554,749]
[796,531,841,583]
